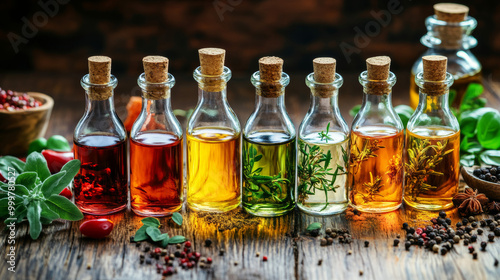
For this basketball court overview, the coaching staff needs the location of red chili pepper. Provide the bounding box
[79,219,114,239]
[59,187,73,200]
[42,150,74,174]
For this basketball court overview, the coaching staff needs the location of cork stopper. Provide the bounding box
[197,48,226,92]
[434,3,468,22]
[313,57,336,83]
[87,56,113,100]
[421,55,449,96]
[199,48,225,75]
[363,56,392,95]
[142,56,170,100]
[88,56,111,84]
[433,3,469,49]
[143,56,169,83]
[258,57,284,98]
[366,56,390,80]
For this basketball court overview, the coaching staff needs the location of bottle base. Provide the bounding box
[352,202,401,213]
[78,204,127,215]
[187,199,240,213]
[404,198,454,211]
[298,203,348,215]
[243,202,295,217]
[131,204,183,217]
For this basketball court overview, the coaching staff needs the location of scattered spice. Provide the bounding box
[393,239,400,246]
[318,259,323,266]
[205,239,213,247]
[487,201,500,214]
[195,208,260,231]
[364,240,370,247]
[452,188,489,216]
[262,256,268,262]
[472,166,500,183]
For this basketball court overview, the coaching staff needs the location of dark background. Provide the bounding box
[0,0,498,77]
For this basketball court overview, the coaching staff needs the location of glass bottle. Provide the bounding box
[349,56,404,213]
[410,3,481,109]
[186,48,241,212]
[242,57,296,217]
[298,58,349,215]
[130,56,183,216]
[73,56,128,215]
[404,55,460,211]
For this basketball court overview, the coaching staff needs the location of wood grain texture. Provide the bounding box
[0,72,499,280]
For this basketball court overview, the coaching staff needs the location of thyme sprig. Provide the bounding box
[243,146,289,203]
[405,138,454,199]
[349,138,385,175]
[358,172,384,203]
[318,122,333,143]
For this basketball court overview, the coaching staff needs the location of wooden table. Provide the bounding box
[1,72,500,280]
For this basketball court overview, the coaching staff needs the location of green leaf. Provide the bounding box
[460,153,476,167]
[28,137,48,154]
[168,235,186,244]
[459,83,484,112]
[477,110,500,150]
[52,160,81,195]
[27,200,42,239]
[459,107,497,137]
[45,195,83,221]
[306,222,322,231]
[134,225,150,242]
[161,235,170,248]
[146,227,165,242]
[141,217,160,227]
[172,212,183,226]
[15,172,38,191]
[254,155,263,162]
[0,156,26,180]
[479,150,500,166]
[40,172,66,197]
[349,104,361,117]
[395,105,414,129]
[448,89,457,105]
[40,201,60,220]
[46,135,71,152]
[24,152,51,182]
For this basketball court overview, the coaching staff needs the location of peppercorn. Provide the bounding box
[393,239,400,246]
[473,252,478,260]
[417,238,424,246]
[468,245,475,253]
[464,239,469,246]
[408,227,415,234]
[436,236,442,244]
[432,244,439,253]
[219,249,225,256]
[445,218,452,225]
[262,256,268,262]
[318,259,323,266]
[469,216,476,222]
[185,241,192,248]
[439,211,446,218]
[481,241,487,251]
[320,238,327,246]
[145,259,152,265]
[479,220,486,227]
[488,233,495,242]
[495,228,500,236]
[364,240,370,247]
[431,218,438,224]
[327,238,334,245]
[470,234,478,243]
[402,223,409,230]
[326,228,332,235]
[462,218,469,225]
[453,235,460,243]
[489,224,496,231]
[456,222,462,228]
[405,241,411,250]
[205,239,212,247]
[144,246,151,252]
[477,228,483,235]
[486,218,494,225]
[440,247,447,255]
[348,250,353,255]
[359,270,364,276]
[437,218,445,225]
[495,259,499,267]
[396,234,401,239]
[331,232,337,238]
[495,214,500,220]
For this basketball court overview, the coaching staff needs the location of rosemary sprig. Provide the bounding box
[318,122,333,143]
[358,172,384,203]
[243,146,289,203]
[405,138,454,199]
[349,138,385,175]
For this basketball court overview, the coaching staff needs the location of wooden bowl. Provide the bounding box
[461,166,500,200]
[0,92,54,156]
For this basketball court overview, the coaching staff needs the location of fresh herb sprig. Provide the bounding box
[134,217,186,247]
[318,122,333,143]
[243,146,289,203]
[0,152,83,239]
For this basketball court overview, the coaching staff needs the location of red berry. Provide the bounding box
[180,258,187,264]
[164,256,169,262]
[421,233,427,239]
[415,228,423,235]
[154,248,161,254]
[206,257,212,264]
[263,256,268,261]
[194,252,201,259]
[187,262,193,268]
[180,252,186,258]
[79,219,114,238]
[185,241,192,248]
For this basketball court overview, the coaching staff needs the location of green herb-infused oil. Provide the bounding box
[242,56,296,217]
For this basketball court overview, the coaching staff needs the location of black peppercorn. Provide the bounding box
[471,222,478,228]
[495,259,499,267]
[486,218,493,225]
[428,232,436,239]
[488,233,495,242]
[393,239,400,246]
[462,218,469,225]
[495,214,500,220]
[470,234,478,242]
[408,227,415,234]
[205,239,212,247]
[440,247,447,255]
[480,241,487,251]
[364,240,369,247]
[456,222,462,228]
[405,241,411,250]
[477,228,483,235]
[479,220,486,227]
[490,224,496,231]
[464,239,469,246]
[439,211,446,218]
[437,218,445,225]
[445,218,451,225]
[402,223,409,230]
[174,251,181,258]
[468,216,476,222]
[219,249,225,256]
[465,226,473,233]
[472,252,478,260]
[436,236,442,244]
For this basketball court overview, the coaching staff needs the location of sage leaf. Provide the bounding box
[45,195,83,221]
[134,225,150,242]
[40,172,66,197]
[0,156,26,179]
[24,152,51,182]
[15,172,38,191]
[40,201,60,220]
[141,217,160,227]
[54,160,81,194]
[168,235,186,244]
[477,110,500,150]
[146,227,164,242]
[161,235,170,248]
[479,150,500,166]
[172,212,183,226]
[306,222,322,231]
[27,200,42,239]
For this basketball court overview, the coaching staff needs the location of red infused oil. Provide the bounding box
[130,132,183,216]
[73,135,128,215]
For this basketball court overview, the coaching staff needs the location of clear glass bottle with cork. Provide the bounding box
[349,56,404,213]
[297,57,349,215]
[130,56,183,216]
[404,55,460,210]
[242,56,296,217]
[186,48,241,212]
[73,56,128,215]
[409,3,481,109]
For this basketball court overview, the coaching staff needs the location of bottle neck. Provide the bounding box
[142,96,171,115]
[85,92,116,116]
[255,94,285,112]
[311,93,337,114]
[198,87,228,107]
[361,92,393,110]
[417,91,450,113]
